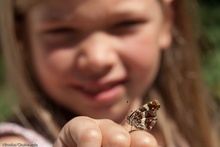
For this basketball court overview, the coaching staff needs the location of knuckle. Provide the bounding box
[108,132,130,147]
[135,134,158,147]
[80,127,102,142]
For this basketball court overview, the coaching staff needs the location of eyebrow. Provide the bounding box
[40,10,76,23]
[39,1,148,24]
[113,2,148,15]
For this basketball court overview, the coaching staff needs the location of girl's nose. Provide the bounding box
[75,32,117,78]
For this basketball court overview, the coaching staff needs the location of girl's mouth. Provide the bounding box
[71,79,126,103]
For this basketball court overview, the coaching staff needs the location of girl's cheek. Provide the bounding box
[44,49,75,74]
[121,33,159,69]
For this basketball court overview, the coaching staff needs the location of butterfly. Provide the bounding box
[126,100,160,130]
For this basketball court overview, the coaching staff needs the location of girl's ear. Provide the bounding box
[159,1,173,50]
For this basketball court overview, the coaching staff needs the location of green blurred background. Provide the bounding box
[200,0,220,104]
[0,1,220,120]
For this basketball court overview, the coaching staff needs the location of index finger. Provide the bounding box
[54,116,102,147]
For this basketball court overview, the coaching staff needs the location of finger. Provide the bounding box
[98,119,130,147]
[53,138,68,147]
[130,130,158,147]
[55,116,102,147]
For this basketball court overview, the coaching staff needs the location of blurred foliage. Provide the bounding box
[0,58,4,84]
[199,2,220,104]
[0,86,13,121]
[200,0,220,6]
[0,58,11,120]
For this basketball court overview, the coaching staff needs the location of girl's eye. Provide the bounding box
[46,28,75,35]
[115,20,145,28]
[41,28,80,49]
[109,19,146,35]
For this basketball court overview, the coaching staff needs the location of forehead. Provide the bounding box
[28,0,162,23]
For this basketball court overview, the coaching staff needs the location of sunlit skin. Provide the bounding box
[25,0,171,124]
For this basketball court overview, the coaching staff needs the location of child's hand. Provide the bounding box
[53,116,158,147]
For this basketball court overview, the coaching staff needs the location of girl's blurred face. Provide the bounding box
[26,0,171,122]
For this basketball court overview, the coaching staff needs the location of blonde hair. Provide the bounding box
[0,0,60,139]
[0,0,219,146]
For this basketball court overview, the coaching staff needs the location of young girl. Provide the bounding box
[0,0,219,146]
